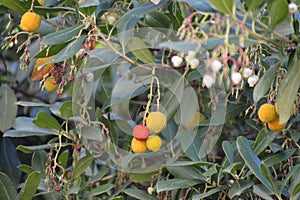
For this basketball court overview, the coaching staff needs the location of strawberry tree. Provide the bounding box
[0,0,299,199]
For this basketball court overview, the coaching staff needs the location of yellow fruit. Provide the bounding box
[30,56,55,81]
[275,102,296,117]
[267,116,286,132]
[183,112,206,130]
[20,12,41,32]
[131,138,147,154]
[146,112,167,133]
[44,77,58,92]
[38,0,44,6]
[146,135,162,152]
[258,103,277,123]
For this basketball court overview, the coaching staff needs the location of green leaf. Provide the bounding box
[292,183,300,197]
[18,171,41,200]
[259,163,279,196]
[88,184,115,197]
[15,101,50,107]
[0,85,17,132]
[122,188,157,200]
[41,24,85,45]
[43,35,87,65]
[17,144,57,154]
[228,179,254,198]
[222,141,234,164]
[253,184,274,200]
[144,11,170,28]
[209,0,236,14]
[237,136,274,192]
[85,168,109,187]
[130,172,157,183]
[0,138,21,186]
[263,149,296,167]
[17,165,33,175]
[33,111,61,130]
[167,165,206,181]
[0,172,17,200]
[159,41,198,52]
[34,42,69,58]
[192,186,227,200]
[253,129,278,155]
[72,154,94,180]
[32,150,47,178]
[0,0,30,13]
[253,64,279,102]
[60,101,79,119]
[277,60,300,124]
[4,130,58,137]
[157,178,201,192]
[267,0,288,30]
[58,150,69,169]
[127,37,154,64]
[290,164,300,199]
[80,126,103,141]
[243,0,264,12]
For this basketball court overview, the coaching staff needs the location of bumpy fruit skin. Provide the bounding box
[133,124,150,141]
[183,112,205,130]
[267,116,286,132]
[20,12,41,32]
[44,77,58,92]
[146,112,167,133]
[30,56,54,81]
[258,103,277,123]
[146,135,162,152]
[131,138,147,153]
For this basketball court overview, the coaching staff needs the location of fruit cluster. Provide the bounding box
[258,103,295,131]
[131,112,166,153]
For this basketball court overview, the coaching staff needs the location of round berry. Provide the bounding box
[132,124,150,141]
[267,116,286,132]
[146,135,162,152]
[20,12,41,32]
[146,112,167,133]
[183,112,206,130]
[131,138,147,153]
[258,103,277,123]
[44,76,58,92]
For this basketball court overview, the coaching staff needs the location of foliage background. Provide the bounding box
[0,0,299,199]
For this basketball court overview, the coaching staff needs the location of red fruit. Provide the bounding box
[132,124,150,141]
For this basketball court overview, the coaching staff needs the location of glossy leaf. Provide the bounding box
[41,24,85,45]
[228,179,254,198]
[209,0,236,14]
[222,141,234,164]
[253,64,279,102]
[178,0,215,12]
[192,186,227,200]
[253,129,278,155]
[127,37,154,64]
[122,188,157,200]
[253,184,274,200]
[17,165,33,175]
[16,101,50,107]
[43,36,87,66]
[33,111,61,130]
[4,129,58,137]
[243,0,264,12]
[17,144,57,154]
[34,42,69,58]
[237,136,273,192]
[130,172,157,183]
[72,154,94,180]
[144,11,170,28]
[267,0,288,29]
[263,149,296,167]
[58,150,69,169]
[32,150,47,178]
[157,178,201,192]
[89,184,115,197]
[0,0,30,13]
[18,171,41,200]
[0,138,21,186]
[0,172,17,200]
[277,60,300,124]
[0,85,17,132]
